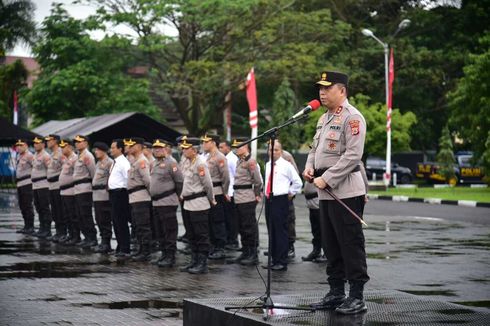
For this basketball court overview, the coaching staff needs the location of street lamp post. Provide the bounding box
[362,19,410,187]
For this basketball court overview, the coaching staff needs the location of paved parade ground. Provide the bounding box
[0,192,489,325]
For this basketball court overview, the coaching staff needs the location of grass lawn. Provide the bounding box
[369,187,490,203]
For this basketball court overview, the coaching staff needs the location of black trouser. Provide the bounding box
[61,195,75,238]
[149,204,156,241]
[153,205,178,254]
[319,196,369,286]
[131,201,152,246]
[94,200,112,242]
[49,189,64,235]
[288,198,296,247]
[265,195,289,265]
[182,209,210,254]
[208,194,227,249]
[224,197,238,245]
[235,201,258,248]
[309,208,321,249]
[109,189,131,253]
[17,184,34,228]
[75,192,97,241]
[33,188,52,231]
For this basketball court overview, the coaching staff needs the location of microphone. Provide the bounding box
[291,100,321,119]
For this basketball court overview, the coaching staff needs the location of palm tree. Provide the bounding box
[0,0,37,57]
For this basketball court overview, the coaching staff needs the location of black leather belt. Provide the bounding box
[314,165,360,178]
[16,175,31,182]
[47,175,60,183]
[92,184,106,190]
[212,181,222,187]
[128,185,147,194]
[182,191,206,201]
[32,176,47,182]
[234,184,252,190]
[60,183,74,190]
[73,178,92,185]
[151,189,176,201]
[304,193,318,200]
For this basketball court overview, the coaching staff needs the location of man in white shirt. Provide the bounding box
[108,139,132,259]
[263,140,302,271]
[218,140,240,250]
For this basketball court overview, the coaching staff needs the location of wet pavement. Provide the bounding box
[0,192,489,325]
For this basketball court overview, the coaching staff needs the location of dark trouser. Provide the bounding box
[149,204,156,241]
[319,196,369,290]
[265,195,289,265]
[182,209,210,254]
[75,192,96,241]
[288,198,296,247]
[309,208,321,249]
[17,185,34,228]
[235,201,258,248]
[61,195,75,238]
[153,205,178,254]
[224,197,238,245]
[49,189,64,234]
[109,189,131,253]
[33,188,52,231]
[208,194,227,249]
[94,200,112,242]
[131,201,152,246]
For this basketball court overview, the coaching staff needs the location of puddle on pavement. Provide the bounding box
[367,253,397,259]
[452,300,490,309]
[72,299,183,309]
[0,260,121,279]
[400,289,457,296]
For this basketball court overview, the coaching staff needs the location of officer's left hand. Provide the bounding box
[313,177,327,189]
[224,195,231,202]
[211,200,217,206]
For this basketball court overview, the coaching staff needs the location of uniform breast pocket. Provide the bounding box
[324,131,341,153]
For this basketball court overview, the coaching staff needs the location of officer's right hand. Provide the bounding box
[303,168,314,183]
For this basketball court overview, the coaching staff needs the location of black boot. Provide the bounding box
[208,247,225,260]
[82,237,98,249]
[301,246,321,261]
[240,247,259,266]
[310,280,346,310]
[24,227,35,235]
[151,251,166,265]
[180,252,198,272]
[65,236,81,246]
[132,243,151,262]
[188,253,208,274]
[288,244,295,259]
[94,239,112,253]
[229,247,250,264]
[158,251,175,268]
[336,282,367,314]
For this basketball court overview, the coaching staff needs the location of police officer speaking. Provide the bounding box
[304,71,369,315]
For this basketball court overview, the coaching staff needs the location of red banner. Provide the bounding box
[246,68,258,128]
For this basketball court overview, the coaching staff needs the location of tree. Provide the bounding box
[268,78,300,152]
[0,59,27,121]
[436,125,456,185]
[25,4,157,125]
[0,0,37,56]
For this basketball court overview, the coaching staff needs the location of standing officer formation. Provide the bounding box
[12,71,369,316]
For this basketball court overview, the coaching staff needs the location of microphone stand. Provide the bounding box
[224,114,316,320]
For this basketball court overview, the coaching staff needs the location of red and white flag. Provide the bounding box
[387,48,394,131]
[246,68,258,128]
[13,90,18,125]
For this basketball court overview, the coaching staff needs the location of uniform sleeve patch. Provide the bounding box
[83,156,91,165]
[198,165,206,176]
[172,163,178,172]
[219,159,225,168]
[349,120,360,135]
[140,161,146,169]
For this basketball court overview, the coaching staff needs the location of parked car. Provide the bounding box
[365,157,413,184]
[415,151,485,185]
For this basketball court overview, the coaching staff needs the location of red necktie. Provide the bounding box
[266,163,275,198]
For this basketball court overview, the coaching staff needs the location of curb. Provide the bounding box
[367,194,490,208]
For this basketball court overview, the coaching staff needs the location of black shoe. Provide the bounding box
[151,251,166,265]
[208,248,225,260]
[94,243,112,254]
[310,293,346,310]
[228,247,250,264]
[302,247,321,262]
[177,235,189,243]
[16,227,26,234]
[288,246,295,259]
[66,237,81,246]
[188,254,208,274]
[38,230,52,239]
[58,235,71,244]
[271,264,287,271]
[224,243,240,251]
[24,227,35,235]
[314,254,328,263]
[116,252,132,261]
[132,245,151,262]
[158,254,175,268]
[82,239,97,249]
[50,234,63,243]
[335,297,367,315]
[180,253,198,272]
[240,249,259,266]
[263,251,269,256]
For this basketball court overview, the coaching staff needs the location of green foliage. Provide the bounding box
[0,59,27,120]
[25,4,157,125]
[436,125,456,184]
[0,0,37,55]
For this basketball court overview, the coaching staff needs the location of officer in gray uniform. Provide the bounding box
[301,180,326,262]
[73,135,98,248]
[31,136,52,238]
[179,137,215,274]
[127,137,153,262]
[92,142,114,253]
[305,71,369,314]
[149,139,183,267]
[58,140,78,244]
[201,133,230,260]
[45,134,64,242]
[14,139,35,234]
[230,138,263,266]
